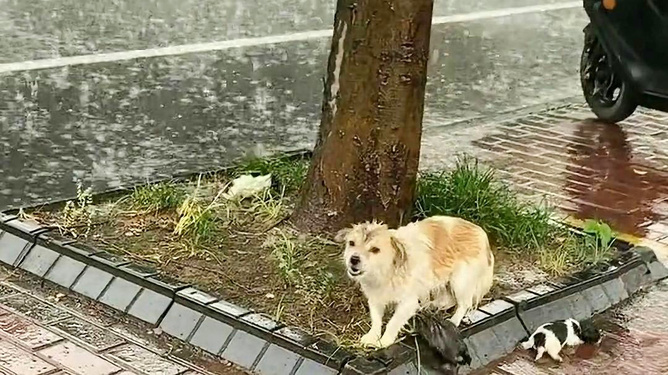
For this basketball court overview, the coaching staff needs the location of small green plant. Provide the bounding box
[577,219,616,267]
[312,270,336,299]
[583,219,615,248]
[274,296,286,321]
[239,157,308,193]
[131,182,185,212]
[580,236,615,266]
[60,182,94,238]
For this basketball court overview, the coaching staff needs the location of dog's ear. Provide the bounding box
[390,236,407,267]
[361,222,387,241]
[334,228,351,243]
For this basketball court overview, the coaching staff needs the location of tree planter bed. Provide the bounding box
[2,151,666,374]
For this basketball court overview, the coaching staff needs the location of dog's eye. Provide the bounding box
[369,247,380,254]
[348,241,355,247]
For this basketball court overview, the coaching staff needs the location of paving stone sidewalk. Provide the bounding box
[0,265,248,375]
[421,103,668,241]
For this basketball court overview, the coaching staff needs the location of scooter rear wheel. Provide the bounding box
[580,31,638,123]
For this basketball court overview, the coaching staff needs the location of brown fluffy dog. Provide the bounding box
[337,216,494,348]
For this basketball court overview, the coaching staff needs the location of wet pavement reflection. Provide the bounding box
[1,8,586,209]
[564,120,668,237]
[449,104,668,240]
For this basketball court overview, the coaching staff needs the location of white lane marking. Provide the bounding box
[0,2,580,74]
[431,1,580,24]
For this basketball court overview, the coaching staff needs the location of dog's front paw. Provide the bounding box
[360,332,381,347]
[376,335,397,349]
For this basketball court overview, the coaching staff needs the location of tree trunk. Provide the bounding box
[292,0,434,233]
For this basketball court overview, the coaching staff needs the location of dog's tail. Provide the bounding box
[472,235,495,307]
[520,335,534,350]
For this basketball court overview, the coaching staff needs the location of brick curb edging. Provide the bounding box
[2,214,667,375]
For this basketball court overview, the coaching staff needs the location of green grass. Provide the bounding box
[130,182,186,212]
[415,156,556,251]
[238,157,309,194]
[415,156,615,275]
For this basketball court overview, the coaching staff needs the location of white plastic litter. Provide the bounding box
[223,174,272,200]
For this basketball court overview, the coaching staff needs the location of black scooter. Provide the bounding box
[581,0,668,123]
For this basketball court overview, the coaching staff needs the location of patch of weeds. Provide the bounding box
[238,157,308,193]
[271,230,301,285]
[60,182,94,238]
[415,156,558,252]
[266,229,338,303]
[174,177,220,244]
[217,188,291,232]
[534,222,616,276]
[130,182,185,212]
[537,235,578,276]
[242,188,289,227]
[306,270,336,301]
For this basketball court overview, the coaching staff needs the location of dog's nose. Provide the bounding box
[350,255,361,266]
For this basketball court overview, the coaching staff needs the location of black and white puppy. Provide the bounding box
[521,318,601,362]
[413,312,472,375]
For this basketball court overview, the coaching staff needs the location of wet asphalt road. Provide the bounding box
[0,0,586,208]
[0,0,567,61]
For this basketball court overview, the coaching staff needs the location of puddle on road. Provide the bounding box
[471,111,668,239]
[562,120,668,237]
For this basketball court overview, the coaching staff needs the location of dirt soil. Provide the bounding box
[27,178,565,349]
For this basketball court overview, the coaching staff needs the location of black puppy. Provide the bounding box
[412,311,472,375]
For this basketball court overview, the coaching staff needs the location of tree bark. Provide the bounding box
[292,0,434,233]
